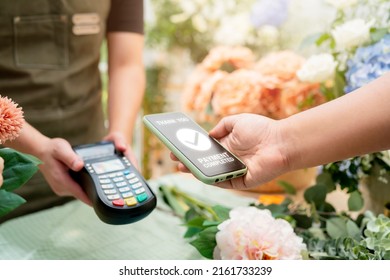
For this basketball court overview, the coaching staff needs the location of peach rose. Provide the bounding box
[183,48,326,122]
[201,46,255,72]
[254,50,305,81]
[182,66,212,111]
[279,79,325,118]
[256,75,284,119]
[211,69,267,117]
[182,67,227,122]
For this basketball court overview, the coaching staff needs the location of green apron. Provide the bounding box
[0,0,110,223]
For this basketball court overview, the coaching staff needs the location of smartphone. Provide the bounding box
[143,112,247,184]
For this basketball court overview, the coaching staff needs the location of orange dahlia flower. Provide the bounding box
[0,95,24,144]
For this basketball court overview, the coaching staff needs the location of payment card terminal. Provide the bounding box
[70,141,156,225]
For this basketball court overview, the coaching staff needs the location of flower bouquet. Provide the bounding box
[182,46,326,123]
[182,46,325,192]
[0,96,40,217]
[298,0,390,213]
[159,182,390,260]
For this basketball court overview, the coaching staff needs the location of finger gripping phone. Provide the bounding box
[143,112,247,185]
[70,141,156,225]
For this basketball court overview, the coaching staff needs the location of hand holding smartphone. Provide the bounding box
[143,112,247,185]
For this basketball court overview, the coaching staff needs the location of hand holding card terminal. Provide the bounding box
[70,141,156,225]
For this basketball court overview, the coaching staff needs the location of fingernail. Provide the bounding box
[72,159,83,170]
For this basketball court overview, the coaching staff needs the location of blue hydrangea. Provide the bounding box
[250,0,290,28]
[345,34,390,93]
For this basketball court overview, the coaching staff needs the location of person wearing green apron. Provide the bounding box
[0,0,145,223]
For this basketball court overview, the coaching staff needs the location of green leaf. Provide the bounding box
[383,251,390,260]
[292,214,313,229]
[346,220,361,241]
[315,33,331,46]
[184,227,203,239]
[0,148,40,192]
[0,189,26,217]
[190,226,218,259]
[277,180,296,195]
[159,185,186,217]
[348,191,364,211]
[256,203,287,216]
[370,28,388,42]
[326,217,348,239]
[299,33,322,49]
[316,173,336,193]
[185,216,206,228]
[304,184,327,208]
[203,220,220,227]
[322,202,336,213]
[211,205,230,221]
[332,71,346,99]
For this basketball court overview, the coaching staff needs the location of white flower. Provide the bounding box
[331,19,372,50]
[382,150,390,167]
[177,1,198,16]
[343,0,390,29]
[297,53,337,83]
[170,13,191,24]
[214,13,252,46]
[257,25,280,46]
[201,0,232,22]
[214,207,306,260]
[325,0,358,9]
[192,14,208,33]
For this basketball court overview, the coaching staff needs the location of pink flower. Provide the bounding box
[253,51,325,119]
[254,50,305,81]
[182,46,257,122]
[0,95,24,144]
[211,69,267,117]
[182,66,227,122]
[201,46,255,72]
[214,207,306,260]
[182,48,326,122]
[279,79,325,118]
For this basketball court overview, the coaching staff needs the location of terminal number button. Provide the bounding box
[122,192,133,198]
[101,183,114,189]
[113,177,124,183]
[99,179,111,184]
[125,173,136,179]
[107,194,120,200]
[131,182,143,189]
[118,186,131,192]
[104,189,117,195]
[129,178,139,184]
[134,188,145,195]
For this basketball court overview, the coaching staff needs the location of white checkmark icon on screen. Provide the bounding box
[185,131,199,146]
[176,128,211,151]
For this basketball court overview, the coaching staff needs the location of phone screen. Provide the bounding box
[144,112,246,177]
